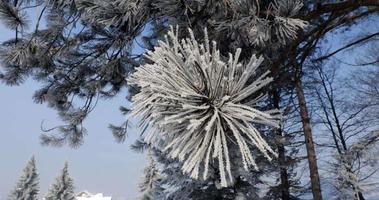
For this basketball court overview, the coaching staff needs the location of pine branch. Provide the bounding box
[128,27,281,187]
[0,0,29,30]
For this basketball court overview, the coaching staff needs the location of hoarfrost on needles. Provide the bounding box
[128,26,281,187]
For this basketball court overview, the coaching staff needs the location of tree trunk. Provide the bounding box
[278,138,291,200]
[295,77,323,200]
[272,89,291,200]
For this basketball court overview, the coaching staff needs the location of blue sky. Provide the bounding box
[0,22,146,200]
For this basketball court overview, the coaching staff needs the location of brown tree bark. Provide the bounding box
[295,77,323,200]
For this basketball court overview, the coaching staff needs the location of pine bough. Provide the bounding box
[128,27,281,187]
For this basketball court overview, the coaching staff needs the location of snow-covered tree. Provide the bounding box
[8,156,39,200]
[139,152,160,200]
[45,162,75,200]
[150,146,264,200]
[309,60,379,200]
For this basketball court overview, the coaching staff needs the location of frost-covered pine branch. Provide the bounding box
[211,0,308,47]
[128,26,281,187]
[271,0,308,44]
[76,0,145,28]
[0,0,29,30]
[0,0,148,147]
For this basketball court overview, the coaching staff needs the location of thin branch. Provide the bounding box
[313,32,379,62]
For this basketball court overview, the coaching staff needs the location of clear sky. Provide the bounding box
[0,22,146,200]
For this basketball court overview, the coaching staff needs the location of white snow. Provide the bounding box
[76,191,112,200]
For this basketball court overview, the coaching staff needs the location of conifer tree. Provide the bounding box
[45,162,75,200]
[139,152,160,200]
[8,156,39,200]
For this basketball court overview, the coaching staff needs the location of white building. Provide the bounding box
[76,191,112,200]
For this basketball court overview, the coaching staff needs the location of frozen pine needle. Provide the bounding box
[128,27,281,187]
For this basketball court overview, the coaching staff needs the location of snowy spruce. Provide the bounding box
[8,157,39,200]
[45,162,75,200]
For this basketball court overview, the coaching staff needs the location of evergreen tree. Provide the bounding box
[8,156,39,200]
[45,162,75,200]
[139,152,160,200]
